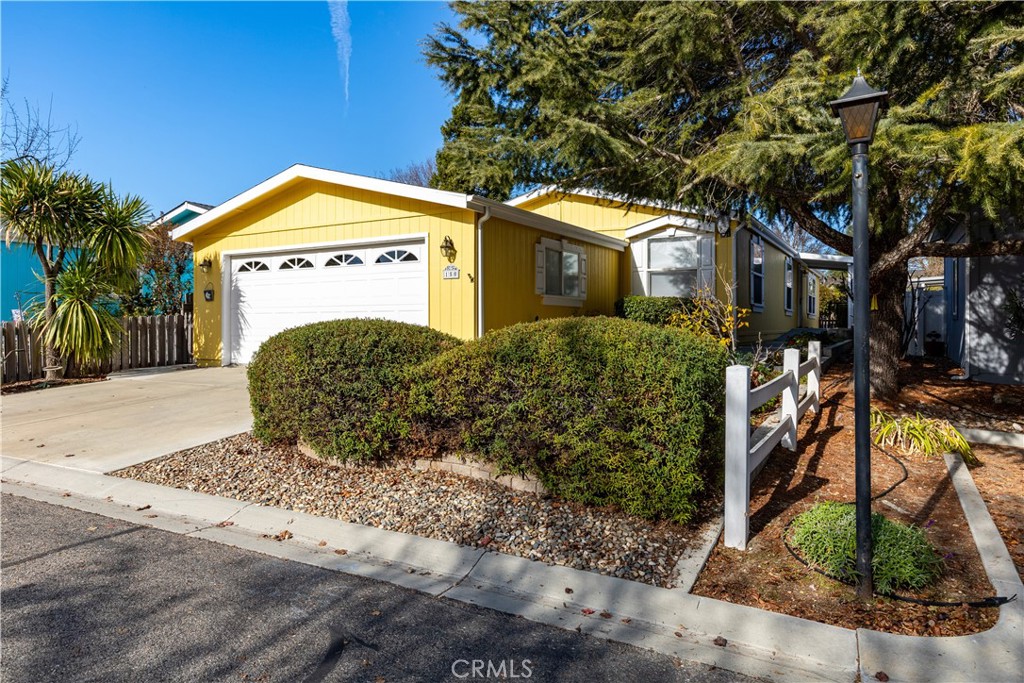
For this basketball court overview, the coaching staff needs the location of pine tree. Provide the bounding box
[426,1,1024,397]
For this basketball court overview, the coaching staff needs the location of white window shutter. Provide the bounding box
[535,244,545,294]
[580,252,588,298]
[698,235,715,292]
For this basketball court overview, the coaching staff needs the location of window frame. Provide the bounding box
[646,235,700,298]
[324,253,364,267]
[749,234,765,311]
[279,257,314,270]
[539,238,586,307]
[784,256,794,315]
[807,274,818,318]
[238,260,270,273]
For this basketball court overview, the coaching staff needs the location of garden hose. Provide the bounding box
[777,378,1016,609]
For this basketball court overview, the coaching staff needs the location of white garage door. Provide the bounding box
[227,240,428,364]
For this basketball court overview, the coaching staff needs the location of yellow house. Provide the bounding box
[173,166,825,366]
[171,165,626,366]
[508,187,822,343]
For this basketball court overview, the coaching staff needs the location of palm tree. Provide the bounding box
[1,159,149,379]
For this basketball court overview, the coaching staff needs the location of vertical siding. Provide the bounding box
[736,230,813,344]
[190,180,477,365]
[481,217,622,332]
[515,195,668,239]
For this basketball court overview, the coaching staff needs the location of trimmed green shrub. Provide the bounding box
[615,296,686,326]
[248,319,462,462]
[405,316,730,523]
[789,502,944,594]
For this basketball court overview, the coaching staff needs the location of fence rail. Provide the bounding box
[724,341,821,550]
[1,314,193,384]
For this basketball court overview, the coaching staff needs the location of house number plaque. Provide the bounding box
[442,265,460,280]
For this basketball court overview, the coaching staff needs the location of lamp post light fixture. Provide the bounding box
[830,72,889,600]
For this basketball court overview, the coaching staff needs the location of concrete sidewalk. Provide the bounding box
[3,452,1020,683]
[0,366,250,473]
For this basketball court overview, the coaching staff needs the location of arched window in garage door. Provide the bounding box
[376,249,418,264]
[280,257,314,270]
[238,260,270,272]
[325,253,364,267]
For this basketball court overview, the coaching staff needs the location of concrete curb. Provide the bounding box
[955,426,1024,449]
[2,452,1020,683]
[855,454,1024,683]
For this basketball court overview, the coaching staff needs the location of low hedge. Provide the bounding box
[248,319,462,462]
[615,296,686,326]
[406,316,730,523]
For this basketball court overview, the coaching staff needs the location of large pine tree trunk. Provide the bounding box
[869,262,908,400]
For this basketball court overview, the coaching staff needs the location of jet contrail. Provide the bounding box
[328,1,352,102]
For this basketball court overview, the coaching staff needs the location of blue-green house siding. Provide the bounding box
[1,241,44,321]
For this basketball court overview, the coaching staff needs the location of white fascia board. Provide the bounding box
[152,201,211,228]
[624,214,707,240]
[507,185,703,215]
[798,252,854,271]
[172,164,472,242]
[746,217,802,260]
[468,197,627,252]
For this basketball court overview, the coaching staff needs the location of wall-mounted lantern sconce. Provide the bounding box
[199,258,213,274]
[203,285,215,302]
[440,235,457,262]
[716,211,731,237]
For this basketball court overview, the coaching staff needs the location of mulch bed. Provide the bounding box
[1,376,107,395]
[114,433,718,588]
[965,443,1024,582]
[693,362,1003,637]
[880,356,1024,433]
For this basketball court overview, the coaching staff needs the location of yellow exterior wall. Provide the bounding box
[481,216,622,332]
[190,179,478,365]
[734,230,818,344]
[514,194,668,239]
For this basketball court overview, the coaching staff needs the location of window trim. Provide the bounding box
[807,274,818,318]
[749,234,765,311]
[539,237,586,306]
[646,234,700,298]
[238,260,270,273]
[784,256,794,316]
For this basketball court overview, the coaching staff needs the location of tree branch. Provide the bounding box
[912,239,1024,259]
[625,133,692,166]
[783,202,853,255]
[871,187,952,277]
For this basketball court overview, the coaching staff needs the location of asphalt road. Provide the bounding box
[1,495,757,683]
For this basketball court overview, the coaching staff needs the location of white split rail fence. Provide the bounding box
[724,341,821,550]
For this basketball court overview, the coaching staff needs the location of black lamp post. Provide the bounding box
[829,72,889,600]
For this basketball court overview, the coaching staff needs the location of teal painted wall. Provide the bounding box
[1,241,44,321]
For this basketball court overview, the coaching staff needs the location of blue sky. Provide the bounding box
[1,1,456,216]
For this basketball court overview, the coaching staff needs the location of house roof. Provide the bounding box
[171,164,627,251]
[623,214,710,240]
[507,185,704,216]
[153,201,213,228]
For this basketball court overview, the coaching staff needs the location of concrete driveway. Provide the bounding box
[1,366,251,473]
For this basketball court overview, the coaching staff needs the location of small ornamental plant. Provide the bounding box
[870,408,975,463]
[668,284,750,357]
[788,501,944,594]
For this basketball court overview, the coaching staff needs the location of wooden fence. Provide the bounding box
[1,314,193,383]
[724,341,822,550]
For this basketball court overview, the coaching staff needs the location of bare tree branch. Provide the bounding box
[912,239,1024,259]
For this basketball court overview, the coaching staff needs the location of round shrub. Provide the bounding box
[615,295,686,326]
[405,316,730,523]
[788,501,944,594]
[248,319,462,462]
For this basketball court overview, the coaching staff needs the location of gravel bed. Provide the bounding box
[115,433,710,587]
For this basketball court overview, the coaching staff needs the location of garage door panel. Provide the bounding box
[228,240,428,364]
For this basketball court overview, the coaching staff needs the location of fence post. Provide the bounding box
[724,364,752,550]
[781,348,800,451]
[808,341,821,414]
